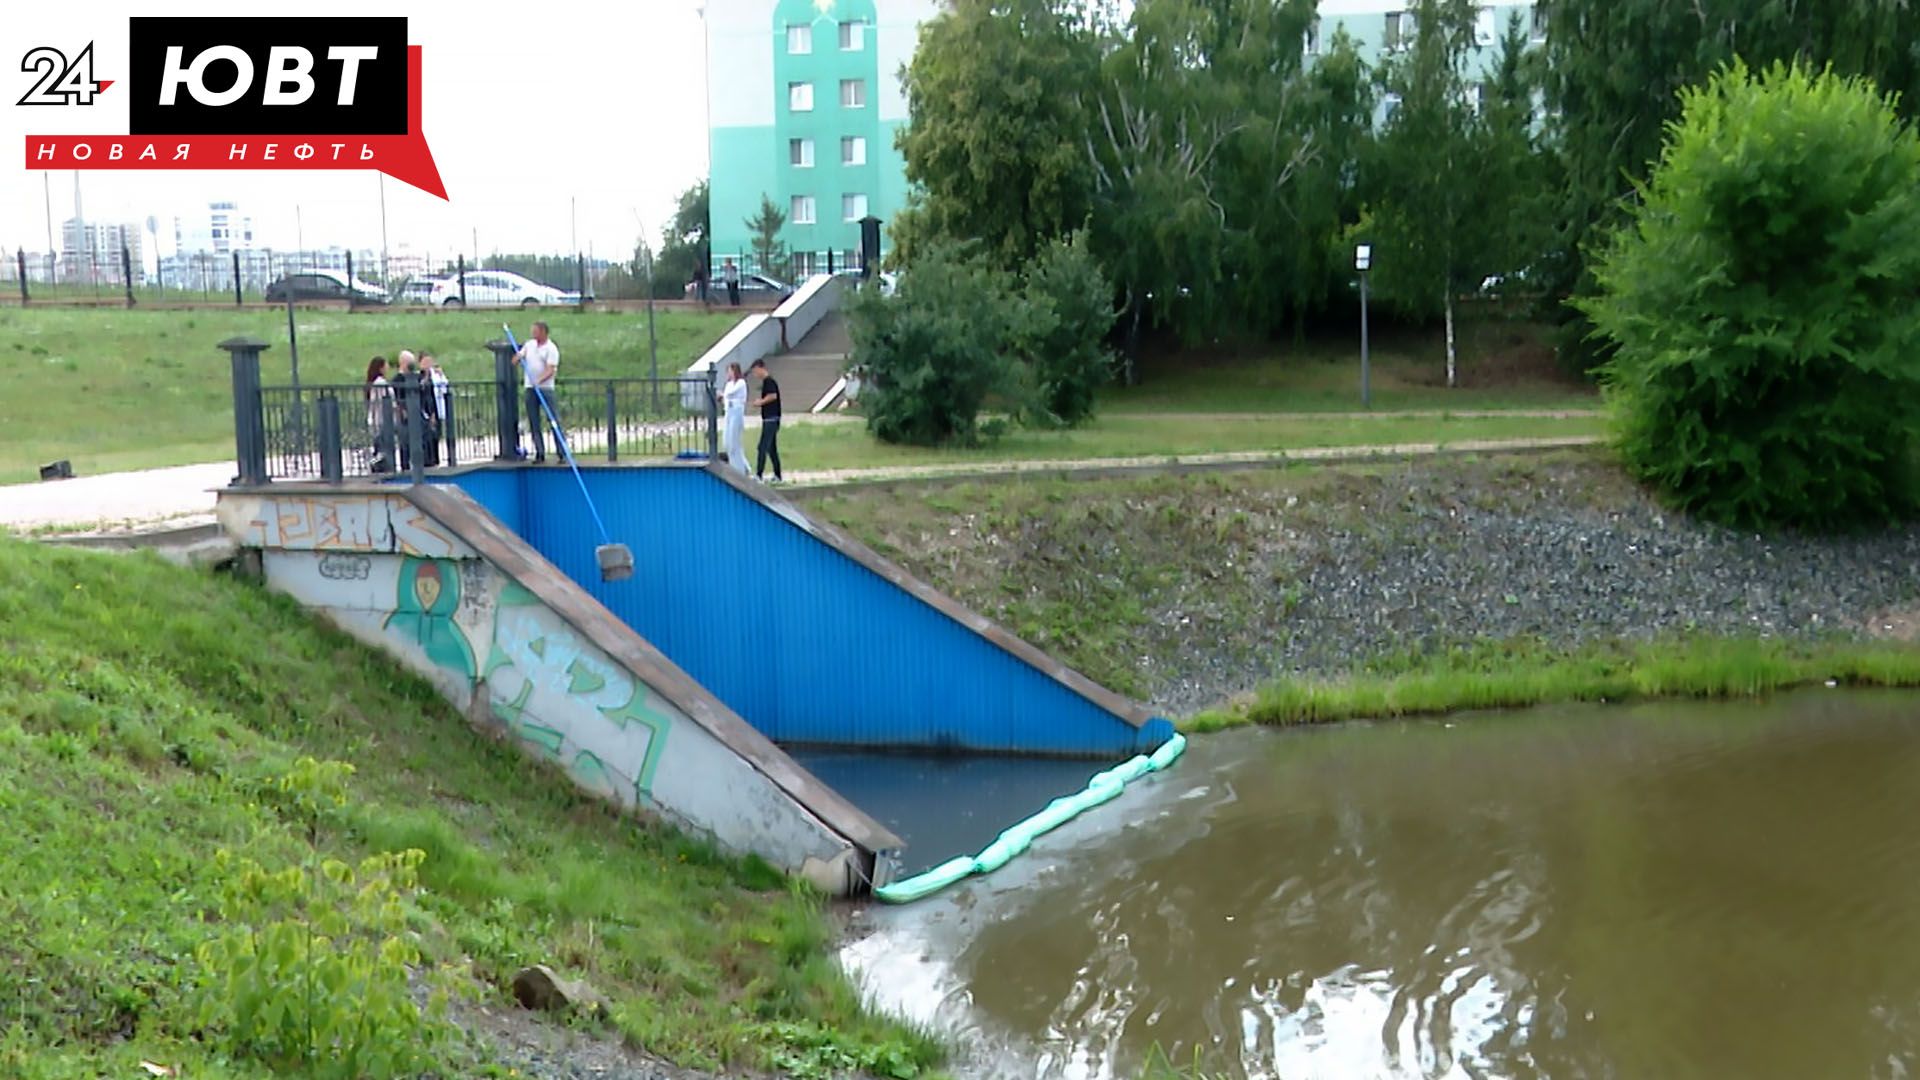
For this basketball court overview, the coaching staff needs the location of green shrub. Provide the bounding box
[194,759,452,1078]
[847,241,1031,446]
[1018,232,1116,427]
[1580,60,1920,530]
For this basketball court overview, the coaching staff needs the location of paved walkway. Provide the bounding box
[1,434,1603,535]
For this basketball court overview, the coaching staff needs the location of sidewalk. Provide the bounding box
[1,434,1604,536]
[0,462,234,534]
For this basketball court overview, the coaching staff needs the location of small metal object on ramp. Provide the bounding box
[596,543,634,581]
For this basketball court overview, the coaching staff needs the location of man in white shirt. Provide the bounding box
[514,321,563,463]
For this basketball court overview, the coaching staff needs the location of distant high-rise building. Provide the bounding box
[60,219,143,284]
[174,201,254,257]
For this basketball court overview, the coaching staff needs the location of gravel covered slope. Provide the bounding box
[800,450,1920,715]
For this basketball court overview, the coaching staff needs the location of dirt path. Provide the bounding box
[780,435,1605,489]
[1,435,1605,534]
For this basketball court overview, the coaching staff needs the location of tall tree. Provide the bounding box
[744,194,788,281]
[654,179,709,300]
[1086,0,1365,353]
[895,0,1103,268]
[1367,0,1532,386]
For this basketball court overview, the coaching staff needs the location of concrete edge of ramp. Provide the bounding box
[704,464,1169,736]
[402,482,904,856]
[216,480,902,894]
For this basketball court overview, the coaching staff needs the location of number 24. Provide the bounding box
[19,44,102,106]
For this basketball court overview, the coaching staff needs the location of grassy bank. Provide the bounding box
[1190,636,1920,731]
[0,305,734,482]
[780,411,1599,474]
[0,537,939,1078]
[1103,315,1595,414]
[801,449,1920,716]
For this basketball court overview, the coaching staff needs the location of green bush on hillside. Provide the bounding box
[848,235,1117,445]
[1019,232,1116,427]
[1581,60,1920,530]
[847,241,1032,446]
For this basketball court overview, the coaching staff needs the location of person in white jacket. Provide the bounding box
[719,362,749,475]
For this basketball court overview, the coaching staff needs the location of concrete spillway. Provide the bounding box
[216,462,1174,893]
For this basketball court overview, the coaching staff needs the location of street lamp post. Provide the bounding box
[1355,243,1372,410]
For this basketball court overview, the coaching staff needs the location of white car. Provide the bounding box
[428,270,581,308]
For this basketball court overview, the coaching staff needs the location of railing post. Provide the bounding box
[345,251,356,310]
[220,336,271,485]
[405,381,425,483]
[317,394,343,482]
[487,338,520,461]
[232,251,243,305]
[16,249,27,303]
[458,255,468,306]
[443,385,459,468]
[378,397,398,474]
[606,384,618,462]
[706,370,720,460]
[121,245,135,307]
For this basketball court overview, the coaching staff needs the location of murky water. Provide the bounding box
[843,691,1920,1079]
[786,749,1101,875]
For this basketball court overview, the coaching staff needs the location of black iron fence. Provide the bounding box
[226,336,718,485]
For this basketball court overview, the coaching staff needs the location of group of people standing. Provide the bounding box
[718,359,782,482]
[363,350,450,472]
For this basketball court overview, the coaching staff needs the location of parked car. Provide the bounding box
[264,269,389,305]
[685,272,795,301]
[428,270,581,308]
[397,278,438,305]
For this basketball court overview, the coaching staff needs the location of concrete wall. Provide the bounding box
[215,484,900,894]
[683,312,784,409]
[771,272,842,349]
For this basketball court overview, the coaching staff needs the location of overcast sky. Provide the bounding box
[1,1,713,268]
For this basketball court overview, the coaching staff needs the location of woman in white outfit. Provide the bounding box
[720,362,750,475]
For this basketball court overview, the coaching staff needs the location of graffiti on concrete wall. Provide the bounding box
[380,556,672,803]
[227,494,465,558]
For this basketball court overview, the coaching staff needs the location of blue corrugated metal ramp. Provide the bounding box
[441,463,1177,758]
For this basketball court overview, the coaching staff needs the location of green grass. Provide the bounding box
[0,305,735,483]
[0,536,942,1078]
[1101,315,1597,415]
[782,412,1602,473]
[1189,635,1920,731]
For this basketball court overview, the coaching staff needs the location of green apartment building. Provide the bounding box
[703,0,942,277]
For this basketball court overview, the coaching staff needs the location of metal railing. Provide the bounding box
[227,336,718,485]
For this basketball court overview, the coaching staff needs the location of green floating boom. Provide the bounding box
[874,733,1189,904]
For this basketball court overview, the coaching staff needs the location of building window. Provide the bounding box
[788,81,813,112]
[841,135,867,166]
[840,79,866,108]
[1384,11,1413,51]
[792,195,817,225]
[1304,18,1320,56]
[790,138,815,167]
[839,20,864,50]
[842,193,868,221]
[787,24,812,54]
[1530,6,1549,42]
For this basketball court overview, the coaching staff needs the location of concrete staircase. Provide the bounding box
[764,311,851,414]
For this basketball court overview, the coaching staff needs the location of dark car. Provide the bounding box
[264,270,390,305]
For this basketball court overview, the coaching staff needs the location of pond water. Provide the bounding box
[841,690,1920,1079]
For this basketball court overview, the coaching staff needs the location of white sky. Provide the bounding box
[0,1,712,269]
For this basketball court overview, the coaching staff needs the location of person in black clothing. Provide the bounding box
[392,350,420,471]
[749,358,782,482]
